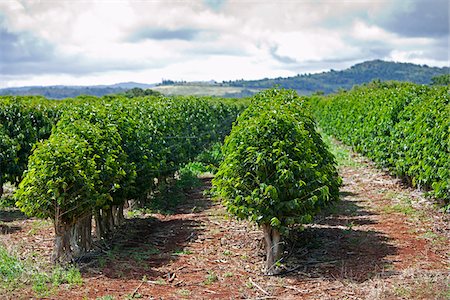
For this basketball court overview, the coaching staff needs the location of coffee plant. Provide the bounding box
[311,81,449,209]
[213,89,341,274]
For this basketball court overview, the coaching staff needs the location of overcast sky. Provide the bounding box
[0,0,448,88]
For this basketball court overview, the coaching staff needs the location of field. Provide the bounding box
[1,134,448,299]
[152,84,259,97]
[0,86,449,299]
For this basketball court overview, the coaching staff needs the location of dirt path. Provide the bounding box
[1,147,449,299]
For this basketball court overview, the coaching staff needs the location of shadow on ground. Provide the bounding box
[283,196,397,282]
[0,207,27,234]
[80,178,212,280]
[0,224,22,234]
[0,208,27,223]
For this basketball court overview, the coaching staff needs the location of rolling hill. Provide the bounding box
[224,60,449,94]
[0,60,447,99]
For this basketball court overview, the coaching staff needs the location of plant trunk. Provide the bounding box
[94,209,104,239]
[0,176,3,198]
[70,225,80,257]
[71,213,92,255]
[97,206,115,239]
[112,204,125,227]
[52,222,73,264]
[262,224,282,275]
[105,206,114,233]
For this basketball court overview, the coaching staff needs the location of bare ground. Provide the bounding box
[1,150,449,299]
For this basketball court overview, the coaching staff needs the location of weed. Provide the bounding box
[379,270,450,299]
[172,249,192,256]
[345,221,355,232]
[382,202,415,215]
[106,249,117,260]
[126,208,153,218]
[32,272,50,295]
[65,266,83,286]
[130,247,160,261]
[223,249,232,256]
[153,278,166,285]
[50,265,82,287]
[125,293,143,299]
[319,131,362,167]
[0,245,23,283]
[223,272,234,278]
[177,289,191,296]
[245,280,253,289]
[0,244,83,297]
[348,236,363,247]
[204,272,218,285]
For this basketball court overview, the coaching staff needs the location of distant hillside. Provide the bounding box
[225,60,450,94]
[0,82,154,99]
[1,61,447,98]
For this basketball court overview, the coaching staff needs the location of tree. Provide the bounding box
[213,89,341,274]
[16,119,129,262]
[431,74,450,86]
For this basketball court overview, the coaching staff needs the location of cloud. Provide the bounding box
[380,0,449,38]
[0,0,448,88]
[0,17,57,75]
[0,27,53,65]
[270,46,297,64]
[127,28,203,42]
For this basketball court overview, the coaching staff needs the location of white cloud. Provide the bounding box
[0,0,448,88]
[352,21,396,41]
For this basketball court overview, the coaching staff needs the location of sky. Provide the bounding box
[0,0,448,88]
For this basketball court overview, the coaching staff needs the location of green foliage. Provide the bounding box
[177,163,203,189]
[0,86,129,99]
[0,96,60,189]
[123,87,162,98]
[15,117,128,224]
[0,245,23,283]
[13,94,241,260]
[203,272,218,285]
[227,60,449,94]
[311,82,449,207]
[213,89,341,233]
[431,74,450,86]
[194,142,224,173]
[0,195,16,208]
[0,244,83,295]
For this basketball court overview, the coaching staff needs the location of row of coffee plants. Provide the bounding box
[311,81,449,208]
[0,96,62,197]
[9,95,240,262]
[213,89,341,274]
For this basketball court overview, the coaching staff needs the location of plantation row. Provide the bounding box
[0,96,61,196]
[1,94,240,262]
[213,89,341,274]
[311,81,449,208]
[4,83,446,273]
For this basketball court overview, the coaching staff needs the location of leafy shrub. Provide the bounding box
[213,89,341,273]
[311,81,449,208]
[14,94,241,262]
[0,96,60,196]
